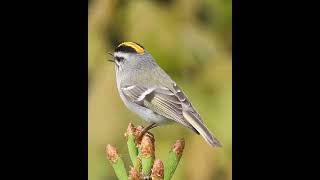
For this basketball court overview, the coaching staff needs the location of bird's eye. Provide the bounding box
[115,56,124,62]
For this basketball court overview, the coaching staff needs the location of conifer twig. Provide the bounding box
[139,133,155,176]
[106,144,128,180]
[125,123,139,165]
[164,139,185,180]
[151,159,164,180]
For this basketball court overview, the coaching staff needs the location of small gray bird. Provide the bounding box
[108,42,222,147]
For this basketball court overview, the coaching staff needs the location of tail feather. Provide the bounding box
[183,111,222,147]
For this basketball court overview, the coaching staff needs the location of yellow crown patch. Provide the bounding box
[117,42,145,54]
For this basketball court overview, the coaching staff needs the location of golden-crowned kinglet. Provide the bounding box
[108,42,221,147]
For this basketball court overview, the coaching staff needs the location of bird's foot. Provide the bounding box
[135,123,157,144]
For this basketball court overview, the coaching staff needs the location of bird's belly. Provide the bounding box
[126,100,168,124]
[118,88,169,125]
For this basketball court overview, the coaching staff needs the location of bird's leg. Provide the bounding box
[137,123,157,141]
[141,123,157,135]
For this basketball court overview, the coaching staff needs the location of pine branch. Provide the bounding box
[164,139,185,180]
[106,144,128,180]
[106,123,185,180]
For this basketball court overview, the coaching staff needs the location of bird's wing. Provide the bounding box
[121,85,199,134]
[171,83,204,123]
[171,83,222,147]
[121,83,222,147]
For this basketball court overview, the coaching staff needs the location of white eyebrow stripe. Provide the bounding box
[113,52,130,60]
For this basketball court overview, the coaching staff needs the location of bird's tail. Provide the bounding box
[183,111,222,147]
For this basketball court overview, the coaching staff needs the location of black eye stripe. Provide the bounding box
[115,56,124,62]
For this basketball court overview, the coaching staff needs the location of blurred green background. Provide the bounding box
[88,0,231,179]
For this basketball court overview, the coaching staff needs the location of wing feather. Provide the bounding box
[121,83,221,147]
[121,85,198,133]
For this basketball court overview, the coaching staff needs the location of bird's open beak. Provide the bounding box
[107,52,115,63]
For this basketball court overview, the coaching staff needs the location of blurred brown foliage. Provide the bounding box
[88,0,232,179]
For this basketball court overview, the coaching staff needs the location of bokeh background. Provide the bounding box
[88,0,232,179]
